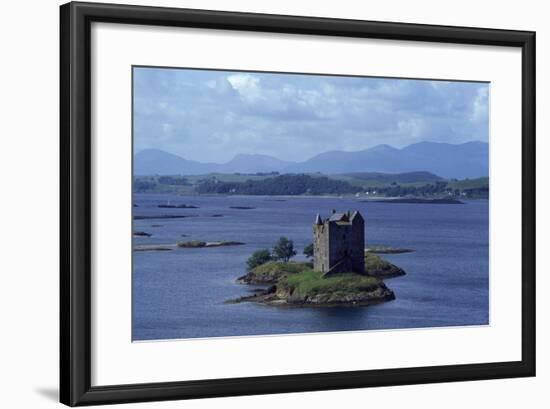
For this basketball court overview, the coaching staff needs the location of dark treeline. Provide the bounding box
[133,173,488,198]
[195,174,361,195]
[157,176,190,185]
[461,186,489,198]
[134,180,156,192]
[370,181,488,199]
[134,176,189,192]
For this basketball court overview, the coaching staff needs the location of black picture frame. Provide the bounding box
[60,1,536,406]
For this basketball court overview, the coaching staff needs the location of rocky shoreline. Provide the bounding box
[231,281,395,307]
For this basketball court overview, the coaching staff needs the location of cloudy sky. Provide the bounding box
[133,67,489,163]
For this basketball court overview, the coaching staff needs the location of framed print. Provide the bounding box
[60,1,536,406]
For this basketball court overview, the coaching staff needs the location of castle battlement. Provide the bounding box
[313,210,365,277]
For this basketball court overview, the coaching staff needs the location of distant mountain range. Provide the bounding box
[134,150,293,176]
[134,141,488,179]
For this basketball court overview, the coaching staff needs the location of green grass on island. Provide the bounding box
[280,270,382,299]
[253,261,313,275]
[240,253,404,285]
[238,261,313,284]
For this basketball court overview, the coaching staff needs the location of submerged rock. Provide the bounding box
[133,231,152,237]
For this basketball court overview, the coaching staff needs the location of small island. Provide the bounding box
[177,240,245,248]
[134,240,245,252]
[366,245,414,255]
[134,244,175,252]
[134,214,223,220]
[232,210,407,307]
[134,214,197,220]
[133,231,152,237]
[236,270,394,306]
[158,203,199,209]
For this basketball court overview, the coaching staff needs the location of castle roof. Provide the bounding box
[315,210,363,225]
[328,212,349,222]
[349,210,364,222]
[315,214,323,225]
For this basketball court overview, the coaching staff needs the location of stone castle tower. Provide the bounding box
[313,210,365,277]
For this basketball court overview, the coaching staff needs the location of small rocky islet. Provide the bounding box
[177,240,245,248]
[232,252,406,307]
[133,231,152,237]
[366,245,414,254]
[134,240,245,252]
[231,210,408,307]
[158,203,199,209]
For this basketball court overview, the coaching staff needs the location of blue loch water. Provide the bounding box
[132,194,489,341]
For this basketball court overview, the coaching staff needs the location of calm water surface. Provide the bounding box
[132,194,488,340]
